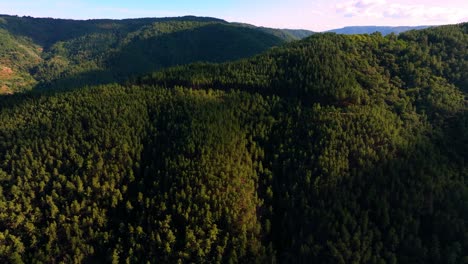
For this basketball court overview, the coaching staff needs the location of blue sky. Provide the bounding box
[0,0,467,31]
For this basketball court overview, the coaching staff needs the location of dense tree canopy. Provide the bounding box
[0,20,466,263]
[0,15,294,93]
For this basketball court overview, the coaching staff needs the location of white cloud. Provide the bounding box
[354,0,386,8]
[336,0,387,18]
[336,0,468,24]
[384,4,465,22]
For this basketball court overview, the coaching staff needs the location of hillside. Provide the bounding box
[0,27,42,93]
[0,15,292,93]
[0,22,466,263]
[0,15,434,94]
[232,23,315,41]
[141,24,468,101]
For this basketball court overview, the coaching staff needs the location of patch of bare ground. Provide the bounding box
[0,85,13,94]
[0,66,14,79]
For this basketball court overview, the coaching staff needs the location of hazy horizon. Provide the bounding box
[0,0,467,31]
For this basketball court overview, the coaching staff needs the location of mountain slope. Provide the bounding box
[34,21,286,90]
[0,23,466,263]
[0,27,42,93]
[142,23,467,104]
[0,15,226,48]
[232,22,315,41]
[0,15,289,93]
[281,28,315,39]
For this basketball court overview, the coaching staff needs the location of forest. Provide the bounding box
[0,15,466,263]
[0,15,316,94]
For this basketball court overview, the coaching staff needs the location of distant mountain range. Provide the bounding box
[236,23,431,37]
[229,23,432,38]
[327,26,431,35]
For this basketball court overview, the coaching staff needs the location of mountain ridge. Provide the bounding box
[0,14,290,93]
[0,14,448,95]
[327,25,431,35]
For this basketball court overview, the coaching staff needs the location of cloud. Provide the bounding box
[354,0,386,9]
[336,0,468,23]
[336,0,387,18]
[383,4,465,22]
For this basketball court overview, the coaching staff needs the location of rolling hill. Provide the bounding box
[0,21,466,263]
[0,15,296,93]
[0,14,434,94]
[0,27,42,93]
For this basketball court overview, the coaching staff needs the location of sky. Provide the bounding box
[0,0,467,31]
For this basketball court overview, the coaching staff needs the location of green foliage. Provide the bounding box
[0,28,41,93]
[0,15,288,93]
[0,20,466,264]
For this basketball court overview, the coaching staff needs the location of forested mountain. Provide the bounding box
[328,25,430,35]
[0,15,294,93]
[0,14,431,94]
[0,27,41,94]
[232,23,315,41]
[0,17,467,264]
[281,29,315,39]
